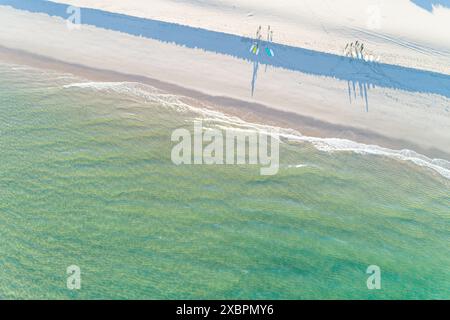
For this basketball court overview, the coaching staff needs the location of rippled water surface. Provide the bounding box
[0,63,449,299]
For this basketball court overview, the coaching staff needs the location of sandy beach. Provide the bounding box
[0,0,449,160]
[50,0,450,75]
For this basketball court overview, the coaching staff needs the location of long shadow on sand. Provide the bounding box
[3,0,450,108]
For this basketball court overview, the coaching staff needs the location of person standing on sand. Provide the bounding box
[265,25,274,57]
[344,43,350,56]
[355,41,361,58]
[250,25,262,55]
[349,42,355,58]
[267,25,273,43]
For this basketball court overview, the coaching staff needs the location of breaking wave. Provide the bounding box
[63,81,450,180]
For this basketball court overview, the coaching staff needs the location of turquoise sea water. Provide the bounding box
[0,63,449,299]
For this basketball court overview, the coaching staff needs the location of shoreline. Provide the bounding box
[1,44,449,163]
[0,3,449,164]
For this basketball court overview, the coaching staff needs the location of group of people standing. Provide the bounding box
[249,27,379,64]
[344,41,380,62]
[250,25,275,57]
[344,41,365,59]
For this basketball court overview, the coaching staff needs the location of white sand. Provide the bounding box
[51,0,450,74]
[0,1,449,158]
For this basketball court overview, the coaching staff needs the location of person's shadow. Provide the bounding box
[347,80,373,112]
[251,59,259,97]
[344,58,380,112]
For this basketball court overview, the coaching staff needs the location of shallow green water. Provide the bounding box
[0,63,449,299]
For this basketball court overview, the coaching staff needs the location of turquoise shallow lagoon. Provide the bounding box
[0,63,449,299]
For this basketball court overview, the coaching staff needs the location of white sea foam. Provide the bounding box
[288,136,450,180]
[287,164,309,169]
[63,81,450,180]
[63,81,197,111]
